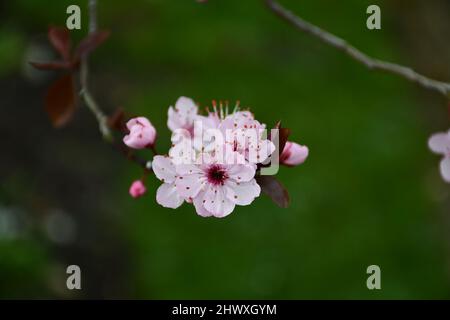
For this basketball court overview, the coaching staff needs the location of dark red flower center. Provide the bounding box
[206,164,228,185]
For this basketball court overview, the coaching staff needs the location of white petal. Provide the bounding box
[152,156,177,183]
[156,183,184,209]
[175,96,198,115]
[227,163,256,182]
[175,164,203,176]
[440,157,450,183]
[226,179,261,206]
[428,132,450,154]
[176,174,206,198]
[168,106,184,132]
[203,186,235,218]
[169,142,195,166]
[247,139,275,164]
[193,191,213,217]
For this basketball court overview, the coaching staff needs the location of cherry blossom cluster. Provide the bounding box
[124,97,308,218]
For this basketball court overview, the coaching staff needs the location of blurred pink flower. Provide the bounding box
[280,141,309,166]
[428,130,450,182]
[129,180,147,198]
[123,117,156,149]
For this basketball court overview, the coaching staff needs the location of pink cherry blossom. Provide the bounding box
[218,112,274,164]
[167,96,198,133]
[127,98,308,217]
[152,155,185,208]
[428,130,450,182]
[129,180,147,198]
[175,153,261,218]
[123,117,157,149]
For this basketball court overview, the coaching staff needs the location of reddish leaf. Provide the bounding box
[74,30,110,61]
[48,26,71,61]
[29,61,71,71]
[45,74,76,128]
[272,121,291,156]
[256,175,290,208]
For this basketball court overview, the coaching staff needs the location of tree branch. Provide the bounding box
[79,0,149,170]
[80,0,113,141]
[264,0,450,98]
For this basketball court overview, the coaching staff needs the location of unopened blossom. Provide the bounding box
[175,153,261,218]
[167,96,198,133]
[129,180,147,198]
[280,141,309,166]
[428,130,450,182]
[123,117,157,149]
[152,155,184,208]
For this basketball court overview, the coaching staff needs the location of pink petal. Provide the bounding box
[428,132,450,155]
[227,163,256,182]
[281,142,309,166]
[126,117,151,131]
[156,183,184,209]
[226,180,261,205]
[440,157,450,183]
[169,141,196,165]
[250,139,275,164]
[175,164,203,176]
[203,186,235,218]
[193,191,213,217]
[167,106,184,132]
[176,174,206,198]
[175,96,197,115]
[152,156,177,183]
[123,117,156,149]
[167,97,198,132]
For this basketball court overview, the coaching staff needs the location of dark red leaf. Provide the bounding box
[48,26,71,61]
[74,30,110,61]
[29,61,71,71]
[272,121,291,156]
[256,175,290,208]
[45,74,77,128]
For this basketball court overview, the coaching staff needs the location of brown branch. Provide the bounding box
[264,0,450,98]
[80,0,112,141]
[80,0,150,170]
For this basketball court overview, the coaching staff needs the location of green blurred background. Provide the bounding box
[1,0,450,299]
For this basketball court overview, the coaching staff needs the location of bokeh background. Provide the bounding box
[1,0,450,299]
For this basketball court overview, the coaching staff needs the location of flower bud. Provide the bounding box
[280,141,309,166]
[123,117,156,149]
[129,180,147,198]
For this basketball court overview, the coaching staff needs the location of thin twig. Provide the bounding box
[80,0,113,141]
[79,0,150,169]
[265,0,450,98]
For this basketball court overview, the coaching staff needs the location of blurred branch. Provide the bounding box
[80,0,112,141]
[79,0,149,170]
[264,0,450,98]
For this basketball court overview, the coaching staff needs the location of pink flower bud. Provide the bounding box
[129,180,147,198]
[280,141,309,166]
[123,117,156,149]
